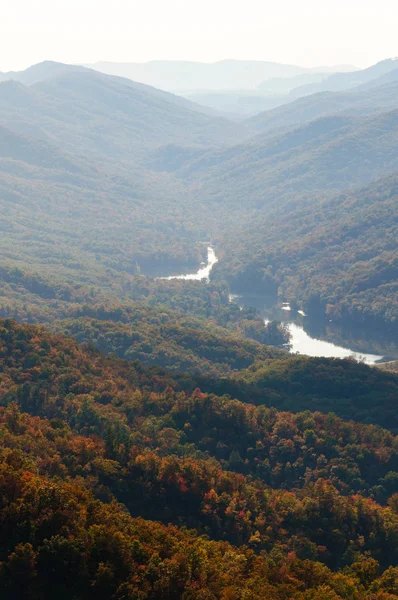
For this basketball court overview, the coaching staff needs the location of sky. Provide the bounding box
[1,0,398,72]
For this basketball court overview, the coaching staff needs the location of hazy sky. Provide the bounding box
[1,0,397,71]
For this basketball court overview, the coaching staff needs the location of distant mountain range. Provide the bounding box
[291,58,398,96]
[0,61,86,85]
[0,62,242,157]
[81,58,398,119]
[84,59,357,93]
[247,76,398,134]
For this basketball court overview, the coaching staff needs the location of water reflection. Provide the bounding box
[229,293,398,365]
[288,323,382,363]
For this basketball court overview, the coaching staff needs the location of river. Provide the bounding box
[155,247,398,364]
[158,247,218,281]
[229,293,386,365]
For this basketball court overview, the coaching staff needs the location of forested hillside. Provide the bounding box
[2,59,398,597]
[213,173,398,328]
[0,63,242,269]
[0,63,242,285]
[0,63,243,152]
[2,12,398,595]
[2,61,398,337]
[0,126,205,272]
[178,111,398,212]
[246,79,398,135]
[0,254,294,370]
[1,319,398,599]
[290,58,398,96]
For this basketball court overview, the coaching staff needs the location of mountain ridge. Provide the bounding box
[85,58,357,93]
[292,57,398,96]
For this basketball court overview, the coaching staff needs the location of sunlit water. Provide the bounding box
[283,323,381,364]
[148,248,397,364]
[158,247,218,281]
[230,293,385,364]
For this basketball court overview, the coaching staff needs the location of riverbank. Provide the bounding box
[143,247,398,364]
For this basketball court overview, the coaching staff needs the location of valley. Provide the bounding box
[144,247,397,363]
[1,54,398,599]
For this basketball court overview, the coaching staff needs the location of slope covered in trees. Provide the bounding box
[3,461,398,600]
[0,63,243,152]
[213,173,398,329]
[0,62,244,282]
[3,267,398,432]
[246,79,398,135]
[176,111,398,214]
[2,61,398,340]
[0,63,244,275]
[290,58,398,96]
[0,117,211,282]
[2,58,398,598]
[1,318,398,495]
[0,82,215,278]
[0,261,292,375]
[1,319,398,588]
[54,313,288,377]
